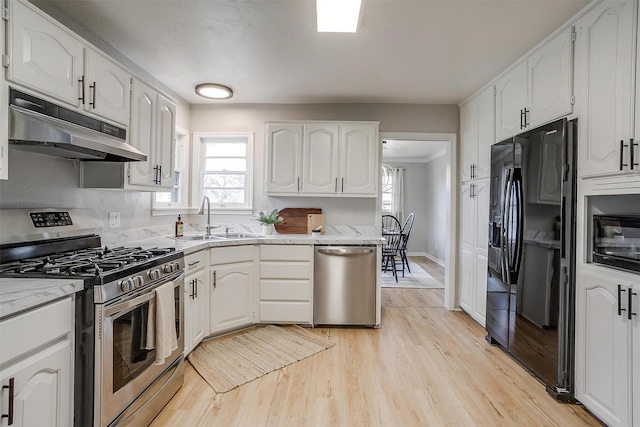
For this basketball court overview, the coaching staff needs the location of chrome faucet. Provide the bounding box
[197,196,219,235]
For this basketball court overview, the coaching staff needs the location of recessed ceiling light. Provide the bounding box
[195,83,233,99]
[317,0,362,33]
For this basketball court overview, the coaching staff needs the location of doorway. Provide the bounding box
[378,132,457,310]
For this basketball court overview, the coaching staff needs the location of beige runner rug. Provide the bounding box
[188,324,335,393]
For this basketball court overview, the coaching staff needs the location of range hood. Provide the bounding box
[8,89,147,162]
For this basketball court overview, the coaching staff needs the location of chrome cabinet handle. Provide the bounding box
[631,138,637,170]
[213,270,217,288]
[158,165,162,185]
[520,109,525,129]
[341,177,344,192]
[2,378,14,425]
[524,108,530,127]
[629,288,637,320]
[335,177,338,193]
[187,260,200,267]
[618,284,627,316]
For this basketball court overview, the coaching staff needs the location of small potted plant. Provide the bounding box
[257,209,283,235]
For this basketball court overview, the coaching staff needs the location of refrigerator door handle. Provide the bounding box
[501,168,513,284]
[512,170,524,279]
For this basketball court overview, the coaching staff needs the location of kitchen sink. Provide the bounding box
[174,234,223,241]
[212,233,264,239]
[175,233,263,241]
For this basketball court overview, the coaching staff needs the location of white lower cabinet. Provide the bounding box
[458,180,489,326]
[209,246,255,335]
[258,245,313,324]
[184,250,209,355]
[576,266,638,427]
[0,297,74,427]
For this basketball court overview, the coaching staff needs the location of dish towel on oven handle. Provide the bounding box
[145,281,178,365]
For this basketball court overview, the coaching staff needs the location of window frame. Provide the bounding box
[152,126,190,215]
[192,132,254,214]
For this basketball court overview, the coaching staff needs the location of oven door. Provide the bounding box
[95,272,184,427]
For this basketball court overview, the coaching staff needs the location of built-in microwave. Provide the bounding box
[593,215,640,274]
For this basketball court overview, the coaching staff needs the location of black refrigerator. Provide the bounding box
[485,118,577,401]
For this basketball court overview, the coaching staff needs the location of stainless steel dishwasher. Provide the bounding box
[314,245,377,326]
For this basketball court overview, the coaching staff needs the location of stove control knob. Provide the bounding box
[148,269,161,280]
[172,262,181,271]
[132,276,144,288]
[120,279,134,292]
[162,264,174,274]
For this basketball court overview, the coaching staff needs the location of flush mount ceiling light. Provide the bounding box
[195,83,233,99]
[316,0,362,33]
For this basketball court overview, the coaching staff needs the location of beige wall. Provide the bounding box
[189,103,459,227]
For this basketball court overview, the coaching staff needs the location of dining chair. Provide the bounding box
[382,215,404,282]
[399,213,415,273]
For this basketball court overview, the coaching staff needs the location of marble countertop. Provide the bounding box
[0,233,382,319]
[132,233,385,256]
[0,278,84,320]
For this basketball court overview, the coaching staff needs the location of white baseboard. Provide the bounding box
[408,251,445,267]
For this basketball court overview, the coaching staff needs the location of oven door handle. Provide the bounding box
[104,271,184,317]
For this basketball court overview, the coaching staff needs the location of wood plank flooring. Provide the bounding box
[151,257,601,427]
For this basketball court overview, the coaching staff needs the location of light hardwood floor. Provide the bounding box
[151,257,601,426]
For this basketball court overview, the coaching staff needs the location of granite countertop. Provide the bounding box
[0,278,84,320]
[0,233,382,319]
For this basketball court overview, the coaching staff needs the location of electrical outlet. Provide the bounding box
[108,212,121,228]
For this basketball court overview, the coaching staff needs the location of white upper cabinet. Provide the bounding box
[128,79,175,189]
[496,27,574,141]
[496,61,528,142]
[83,48,130,125]
[265,123,303,194]
[574,0,637,178]
[461,85,495,182]
[303,124,339,194]
[1,14,8,180]
[527,26,573,127]
[265,121,379,197]
[339,124,378,195]
[8,0,131,126]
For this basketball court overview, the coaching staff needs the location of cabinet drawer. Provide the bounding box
[210,245,254,265]
[259,262,311,279]
[260,245,312,261]
[260,279,311,300]
[185,251,207,274]
[0,297,73,364]
[259,301,311,324]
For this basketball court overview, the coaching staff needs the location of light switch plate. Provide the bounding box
[108,212,121,228]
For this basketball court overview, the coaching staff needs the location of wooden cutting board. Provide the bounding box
[274,208,322,234]
[307,214,325,234]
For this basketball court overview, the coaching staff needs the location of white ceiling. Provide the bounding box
[32,0,589,106]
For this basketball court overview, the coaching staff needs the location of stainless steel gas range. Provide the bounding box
[0,208,185,427]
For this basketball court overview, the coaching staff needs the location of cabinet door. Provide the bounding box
[9,0,84,107]
[459,245,474,314]
[339,124,377,195]
[0,340,73,427]
[265,123,303,193]
[184,269,209,355]
[303,124,339,194]
[574,1,635,178]
[84,49,131,126]
[475,87,495,179]
[474,180,490,252]
[527,27,573,128]
[632,282,639,427]
[128,80,156,188]
[156,94,176,189]
[495,61,527,142]
[460,101,477,183]
[459,183,475,248]
[575,271,629,427]
[210,262,254,334]
[1,16,7,180]
[474,252,488,326]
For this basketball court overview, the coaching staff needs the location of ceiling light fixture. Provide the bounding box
[195,83,233,99]
[316,0,362,33]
